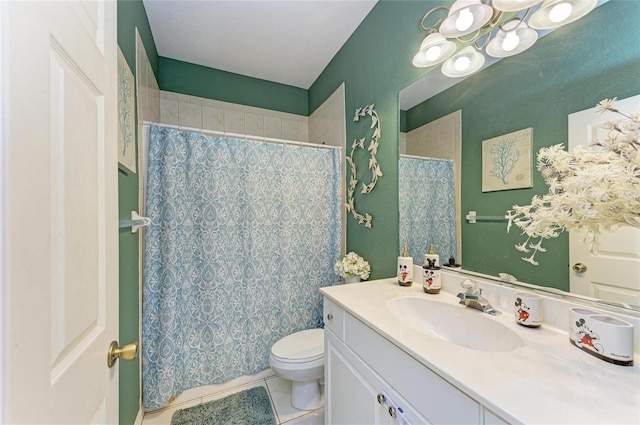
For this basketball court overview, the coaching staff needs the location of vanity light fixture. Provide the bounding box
[413,0,597,77]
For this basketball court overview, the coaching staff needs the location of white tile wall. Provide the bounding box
[399,132,407,154]
[404,111,459,160]
[203,106,224,131]
[135,29,160,124]
[308,84,346,148]
[160,91,309,142]
[178,102,202,128]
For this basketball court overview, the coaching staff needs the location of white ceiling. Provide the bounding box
[143,0,378,89]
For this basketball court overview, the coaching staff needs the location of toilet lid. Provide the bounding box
[271,328,324,362]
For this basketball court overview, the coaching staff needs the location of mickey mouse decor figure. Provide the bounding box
[397,245,413,287]
[422,258,441,294]
[568,307,634,366]
[399,264,410,282]
[515,297,530,324]
[573,318,604,354]
[513,293,543,327]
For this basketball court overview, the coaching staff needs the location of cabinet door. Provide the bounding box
[326,336,385,424]
[326,329,429,425]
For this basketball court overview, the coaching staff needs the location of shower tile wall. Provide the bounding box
[136,29,160,124]
[160,91,310,142]
[308,83,346,148]
[308,83,346,253]
[402,110,462,162]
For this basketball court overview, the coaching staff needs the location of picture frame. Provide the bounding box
[117,47,136,174]
[482,127,532,192]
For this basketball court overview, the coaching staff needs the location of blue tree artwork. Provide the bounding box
[490,138,521,185]
[482,128,532,192]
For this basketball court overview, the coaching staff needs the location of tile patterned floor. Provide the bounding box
[141,369,324,425]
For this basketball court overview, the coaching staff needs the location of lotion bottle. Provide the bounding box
[397,245,413,287]
[422,258,442,294]
[424,243,440,267]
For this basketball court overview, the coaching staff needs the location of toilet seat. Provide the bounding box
[270,328,324,364]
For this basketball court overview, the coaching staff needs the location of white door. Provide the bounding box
[1,1,119,423]
[568,94,640,306]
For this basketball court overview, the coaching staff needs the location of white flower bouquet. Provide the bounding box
[507,97,640,265]
[334,252,371,280]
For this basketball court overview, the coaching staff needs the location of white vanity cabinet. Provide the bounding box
[323,297,509,425]
[322,276,640,424]
[324,299,428,424]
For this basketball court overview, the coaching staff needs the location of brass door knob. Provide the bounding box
[572,263,588,273]
[107,340,139,368]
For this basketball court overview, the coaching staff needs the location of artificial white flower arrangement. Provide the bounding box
[507,98,640,265]
[334,252,371,280]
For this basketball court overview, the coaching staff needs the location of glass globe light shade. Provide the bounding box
[412,32,456,68]
[529,0,596,29]
[441,46,485,78]
[439,0,493,38]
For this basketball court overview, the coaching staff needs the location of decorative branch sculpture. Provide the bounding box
[346,104,382,228]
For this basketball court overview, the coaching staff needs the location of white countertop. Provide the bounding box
[321,274,640,424]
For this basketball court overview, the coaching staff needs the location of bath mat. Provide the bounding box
[170,386,276,425]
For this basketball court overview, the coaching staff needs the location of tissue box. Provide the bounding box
[569,308,634,366]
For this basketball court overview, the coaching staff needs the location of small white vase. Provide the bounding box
[344,276,361,284]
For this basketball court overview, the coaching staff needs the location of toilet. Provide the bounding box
[269,328,325,410]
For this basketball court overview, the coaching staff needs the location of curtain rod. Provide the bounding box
[142,121,340,150]
[399,154,453,162]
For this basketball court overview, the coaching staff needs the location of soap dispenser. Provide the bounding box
[424,243,440,267]
[397,245,413,287]
[422,257,442,294]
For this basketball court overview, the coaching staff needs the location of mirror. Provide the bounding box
[398,0,640,310]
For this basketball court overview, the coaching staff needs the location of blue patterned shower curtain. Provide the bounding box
[142,126,341,409]
[398,157,457,264]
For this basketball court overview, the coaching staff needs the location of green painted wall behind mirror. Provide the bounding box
[401,0,640,291]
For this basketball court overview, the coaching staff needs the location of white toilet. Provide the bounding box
[269,328,325,410]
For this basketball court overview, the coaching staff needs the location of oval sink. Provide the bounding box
[386,296,524,352]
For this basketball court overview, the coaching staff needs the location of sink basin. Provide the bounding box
[386,296,524,352]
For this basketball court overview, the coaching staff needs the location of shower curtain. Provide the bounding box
[398,157,457,263]
[142,126,341,409]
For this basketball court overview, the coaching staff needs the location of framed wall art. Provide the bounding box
[482,127,532,192]
[117,47,136,174]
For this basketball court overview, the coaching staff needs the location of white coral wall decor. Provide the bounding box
[346,104,382,228]
[506,98,640,265]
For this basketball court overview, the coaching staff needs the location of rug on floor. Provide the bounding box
[170,386,276,425]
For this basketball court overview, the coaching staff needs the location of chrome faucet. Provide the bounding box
[456,279,501,316]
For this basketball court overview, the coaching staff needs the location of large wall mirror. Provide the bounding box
[398,0,640,310]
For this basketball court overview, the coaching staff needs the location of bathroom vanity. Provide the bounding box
[321,270,640,424]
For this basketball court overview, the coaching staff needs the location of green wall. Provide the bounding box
[403,0,640,289]
[116,1,640,419]
[151,0,640,284]
[309,0,640,283]
[117,1,158,424]
[309,1,450,279]
[158,57,309,116]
